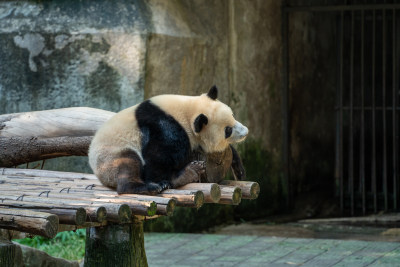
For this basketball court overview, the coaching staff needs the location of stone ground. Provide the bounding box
[144,225,400,267]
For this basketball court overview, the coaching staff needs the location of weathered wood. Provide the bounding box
[0,199,86,225]
[219,180,260,199]
[1,168,98,180]
[158,189,204,208]
[0,136,92,168]
[0,239,22,267]
[84,221,148,267]
[103,204,131,223]
[82,206,107,223]
[0,208,58,238]
[155,203,175,216]
[178,183,221,203]
[219,185,242,205]
[0,108,114,167]
[0,187,158,217]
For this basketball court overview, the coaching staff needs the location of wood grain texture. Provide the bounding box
[0,108,114,167]
[219,180,260,199]
[0,208,58,238]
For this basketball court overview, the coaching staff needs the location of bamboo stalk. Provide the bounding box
[219,185,242,205]
[158,189,204,208]
[0,200,86,225]
[178,183,221,203]
[0,208,58,238]
[219,180,260,199]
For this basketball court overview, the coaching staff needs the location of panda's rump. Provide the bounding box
[136,100,192,182]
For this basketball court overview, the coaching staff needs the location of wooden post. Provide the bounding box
[84,221,148,267]
[0,237,24,267]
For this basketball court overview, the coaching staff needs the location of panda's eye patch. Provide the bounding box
[225,126,233,138]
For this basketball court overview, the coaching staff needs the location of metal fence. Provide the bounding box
[282,0,400,215]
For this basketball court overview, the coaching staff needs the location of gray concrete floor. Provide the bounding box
[144,232,400,267]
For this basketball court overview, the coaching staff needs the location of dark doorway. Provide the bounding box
[282,0,400,215]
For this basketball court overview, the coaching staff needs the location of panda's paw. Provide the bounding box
[145,182,163,195]
[190,160,206,175]
[158,180,172,192]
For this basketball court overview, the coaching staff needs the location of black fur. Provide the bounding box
[207,85,218,100]
[230,145,246,180]
[136,100,192,185]
[194,114,208,133]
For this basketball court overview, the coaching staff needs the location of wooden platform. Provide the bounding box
[0,168,259,238]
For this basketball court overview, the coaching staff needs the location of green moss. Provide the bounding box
[233,139,287,220]
[144,204,234,233]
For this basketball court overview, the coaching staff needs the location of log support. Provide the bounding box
[84,220,148,267]
[0,239,23,267]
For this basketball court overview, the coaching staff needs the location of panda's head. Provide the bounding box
[191,86,248,153]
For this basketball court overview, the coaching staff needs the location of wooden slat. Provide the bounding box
[0,208,58,238]
[219,180,260,199]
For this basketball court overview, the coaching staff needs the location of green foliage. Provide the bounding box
[14,229,86,261]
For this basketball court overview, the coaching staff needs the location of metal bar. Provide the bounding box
[372,10,377,213]
[338,106,400,110]
[383,9,388,211]
[339,10,345,214]
[349,10,355,216]
[281,3,291,209]
[360,9,366,215]
[284,4,400,13]
[393,8,398,210]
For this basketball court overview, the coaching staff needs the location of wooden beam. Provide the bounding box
[219,180,260,199]
[178,183,221,203]
[0,208,58,238]
[0,108,114,167]
[219,185,242,205]
[158,189,204,208]
[0,199,86,225]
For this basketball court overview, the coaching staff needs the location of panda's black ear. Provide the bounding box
[194,114,208,133]
[207,85,218,100]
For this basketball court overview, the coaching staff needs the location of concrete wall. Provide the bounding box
[0,0,285,173]
[0,0,337,216]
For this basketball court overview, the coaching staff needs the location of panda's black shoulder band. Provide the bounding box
[207,85,218,100]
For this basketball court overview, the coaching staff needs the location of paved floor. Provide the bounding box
[144,233,400,267]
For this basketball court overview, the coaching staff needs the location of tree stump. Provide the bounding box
[84,221,148,267]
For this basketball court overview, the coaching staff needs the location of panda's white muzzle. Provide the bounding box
[231,121,248,143]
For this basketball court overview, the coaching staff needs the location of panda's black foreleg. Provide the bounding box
[112,150,170,195]
[170,161,206,188]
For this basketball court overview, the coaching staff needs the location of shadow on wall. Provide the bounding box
[144,139,287,233]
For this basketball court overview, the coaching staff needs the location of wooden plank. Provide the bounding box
[219,180,260,199]
[219,185,242,205]
[0,208,58,238]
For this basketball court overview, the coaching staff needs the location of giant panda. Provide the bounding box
[88,86,248,195]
